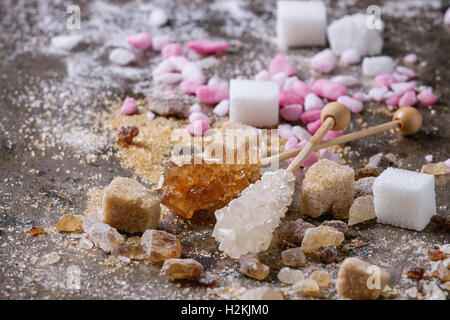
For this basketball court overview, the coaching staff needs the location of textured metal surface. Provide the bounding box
[0,0,449,299]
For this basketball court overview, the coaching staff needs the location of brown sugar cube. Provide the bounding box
[101,177,160,233]
[301,159,355,219]
[336,257,390,300]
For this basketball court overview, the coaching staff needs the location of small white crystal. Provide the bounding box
[51,34,83,51]
[109,48,135,66]
[327,13,383,56]
[278,267,305,284]
[150,8,168,27]
[213,169,295,259]
[41,252,61,266]
[373,168,436,231]
[82,215,125,253]
[362,56,395,76]
[213,99,229,117]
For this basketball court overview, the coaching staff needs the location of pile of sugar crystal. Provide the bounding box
[373,168,436,231]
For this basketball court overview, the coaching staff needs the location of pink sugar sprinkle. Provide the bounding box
[196,85,229,105]
[152,59,176,76]
[269,54,297,76]
[271,72,288,88]
[280,104,303,121]
[186,119,210,136]
[374,74,397,88]
[304,93,324,111]
[352,92,364,102]
[279,90,304,107]
[311,79,347,101]
[188,111,210,123]
[385,95,399,107]
[292,125,312,141]
[180,80,203,95]
[391,81,416,96]
[398,91,417,108]
[417,90,438,105]
[403,53,418,65]
[310,49,337,73]
[322,130,344,142]
[291,80,312,99]
[126,32,152,50]
[152,35,170,51]
[168,56,190,71]
[301,152,318,167]
[254,70,271,81]
[278,124,294,139]
[153,72,182,84]
[300,109,322,125]
[307,119,322,134]
[396,66,416,80]
[181,62,205,83]
[283,76,299,91]
[122,97,137,115]
[187,40,229,55]
[161,43,183,59]
[337,96,364,113]
[340,48,361,66]
[285,136,299,151]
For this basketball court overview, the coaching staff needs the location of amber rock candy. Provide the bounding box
[301,159,355,219]
[28,226,46,237]
[320,220,348,234]
[102,177,160,233]
[239,253,270,280]
[348,195,376,226]
[420,162,448,176]
[117,126,139,146]
[158,161,261,219]
[301,226,345,254]
[428,246,445,261]
[56,214,82,232]
[141,230,182,263]
[292,279,320,297]
[278,267,305,284]
[111,244,146,260]
[405,266,425,279]
[336,257,389,300]
[431,261,450,281]
[161,258,203,280]
[309,269,331,287]
[281,247,306,267]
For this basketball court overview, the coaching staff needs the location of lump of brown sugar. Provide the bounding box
[141,230,182,263]
[277,218,314,245]
[101,177,160,233]
[281,247,306,267]
[161,258,203,280]
[301,159,354,219]
[355,177,375,197]
[336,257,389,300]
[301,226,344,253]
[292,279,320,297]
[239,253,270,280]
[348,195,376,226]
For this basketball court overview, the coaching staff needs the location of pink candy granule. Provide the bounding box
[311,79,347,101]
[300,109,322,125]
[187,40,229,55]
[269,54,297,76]
[186,119,210,136]
[340,49,361,66]
[280,104,303,121]
[337,96,364,113]
[161,43,183,59]
[180,80,202,95]
[196,85,229,105]
[307,119,322,134]
[310,49,337,74]
[417,90,438,105]
[122,97,137,115]
[126,32,152,50]
[279,90,304,107]
[398,91,417,108]
[374,74,397,88]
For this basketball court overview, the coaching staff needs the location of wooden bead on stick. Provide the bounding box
[393,107,422,135]
[320,102,351,131]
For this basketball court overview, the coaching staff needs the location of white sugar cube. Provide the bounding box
[277,1,327,49]
[229,80,279,127]
[373,168,436,231]
[327,13,383,56]
[362,56,395,76]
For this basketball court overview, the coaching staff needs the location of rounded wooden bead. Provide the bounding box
[393,107,422,135]
[321,102,351,131]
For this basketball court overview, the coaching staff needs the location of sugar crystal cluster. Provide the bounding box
[213,169,295,259]
[82,215,125,253]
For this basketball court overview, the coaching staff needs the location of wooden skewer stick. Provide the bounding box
[264,106,422,168]
[287,102,351,173]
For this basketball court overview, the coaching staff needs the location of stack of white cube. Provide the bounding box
[229,80,279,127]
[373,168,436,231]
[276,1,327,49]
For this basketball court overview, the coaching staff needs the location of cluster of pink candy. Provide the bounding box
[121,32,230,136]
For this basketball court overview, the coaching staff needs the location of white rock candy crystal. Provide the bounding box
[82,215,124,253]
[213,169,295,259]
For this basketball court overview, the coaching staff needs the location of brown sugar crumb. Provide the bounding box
[28,226,46,237]
[405,267,425,279]
[431,215,450,231]
[118,126,139,146]
[427,246,445,261]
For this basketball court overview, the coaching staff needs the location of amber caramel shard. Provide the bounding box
[102,177,160,233]
[157,161,261,219]
[141,230,182,263]
[28,226,46,237]
[117,126,139,146]
[161,258,204,280]
[56,214,82,232]
[239,253,270,280]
